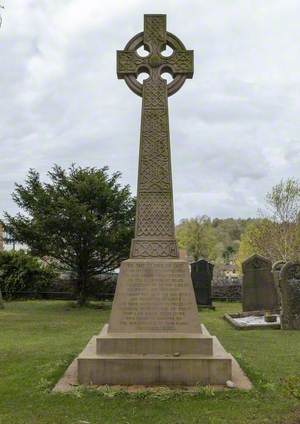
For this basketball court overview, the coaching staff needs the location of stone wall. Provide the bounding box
[212,279,242,301]
[2,274,117,301]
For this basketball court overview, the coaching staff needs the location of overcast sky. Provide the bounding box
[0,0,300,222]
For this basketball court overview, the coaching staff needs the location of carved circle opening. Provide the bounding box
[123,31,188,97]
[161,71,174,83]
[160,45,174,57]
[136,45,150,58]
[137,71,150,83]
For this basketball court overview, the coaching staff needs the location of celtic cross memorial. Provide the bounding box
[108,14,200,334]
[117,14,193,259]
[77,15,234,387]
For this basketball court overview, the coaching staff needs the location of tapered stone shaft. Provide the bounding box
[130,79,178,258]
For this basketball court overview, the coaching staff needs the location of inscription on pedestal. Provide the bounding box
[120,262,191,331]
[109,260,201,333]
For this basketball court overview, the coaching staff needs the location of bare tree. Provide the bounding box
[264,179,300,261]
[238,179,300,266]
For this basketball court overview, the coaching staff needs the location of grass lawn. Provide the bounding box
[1,300,300,424]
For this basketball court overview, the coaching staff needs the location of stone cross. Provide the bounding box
[117,14,193,259]
[77,15,236,388]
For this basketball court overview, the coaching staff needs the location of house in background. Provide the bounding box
[0,225,23,251]
[223,262,239,280]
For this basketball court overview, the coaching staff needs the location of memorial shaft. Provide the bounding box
[117,14,193,259]
[131,78,177,258]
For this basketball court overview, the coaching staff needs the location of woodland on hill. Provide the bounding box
[176,179,300,269]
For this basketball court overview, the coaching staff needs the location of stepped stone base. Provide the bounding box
[96,324,213,355]
[54,323,252,391]
[75,258,235,387]
[77,324,232,386]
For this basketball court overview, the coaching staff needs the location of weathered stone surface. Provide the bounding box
[242,254,279,312]
[117,15,193,259]
[224,311,280,330]
[109,259,201,333]
[279,262,300,330]
[76,14,236,387]
[55,322,252,391]
[272,260,286,308]
[77,324,232,386]
[191,259,213,306]
[97,324,213,355]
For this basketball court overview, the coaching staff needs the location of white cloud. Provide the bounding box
[0,0,300,222]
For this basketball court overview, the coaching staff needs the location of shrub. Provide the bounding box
[0,250,57,299]
[2,165,135,306]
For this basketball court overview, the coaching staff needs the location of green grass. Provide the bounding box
[1,301,300,424]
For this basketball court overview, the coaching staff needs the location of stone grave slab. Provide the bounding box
[279,262,300,330]
[224,311,281,330]
[272,260,286,308]
[191,259,214,307]
[242,254,279,312]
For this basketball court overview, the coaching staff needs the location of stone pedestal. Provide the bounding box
[109,259,201,334]
[76,14,235,388]
[78,260,232,385]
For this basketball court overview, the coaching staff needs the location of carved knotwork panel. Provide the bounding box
[167,51,194,74]
[143,110,168,133]
[131,239,178,258]
[117,14,193,97]
[117,51,144,75]
[143,83,166,109]
[136,192,174,237]
[139,133,170,191]
[144,15,166,46]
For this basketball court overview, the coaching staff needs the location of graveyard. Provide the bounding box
[1,3,300,424]
[1,300,300,424]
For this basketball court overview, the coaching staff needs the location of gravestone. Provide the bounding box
[278,262,300,330]
[191,259,214,306]
[77,14,233,386]
[242,254,279,312]
[272,260,286,307]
